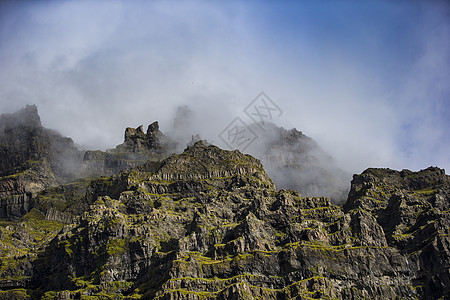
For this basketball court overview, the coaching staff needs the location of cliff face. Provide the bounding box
[0,106,173,220]
[0,140,448,299]
[0,104,81,179]
[1,105,349,204]
[245,123,351,203]
[0,105,82,220]
[344,167,450,298]
[0,106,449,299]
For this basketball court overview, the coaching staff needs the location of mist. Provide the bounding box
[1,0,449,175]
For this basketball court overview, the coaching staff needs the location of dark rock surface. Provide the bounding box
[0,104,81,179]
[0,105,82,220]
[81,122,175,178]
[1,106,449,299]
[0,140,448,299]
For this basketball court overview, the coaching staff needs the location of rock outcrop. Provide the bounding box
[246,123,351,203]
[0,105,82,220]
[81,122,175,177]
[0,106,176,221]
[1,106,449,299]
[344,167,450,298]
[0,140,448,299]
[0,104,81,179]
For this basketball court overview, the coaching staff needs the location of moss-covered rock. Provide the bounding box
[0,121,449,299]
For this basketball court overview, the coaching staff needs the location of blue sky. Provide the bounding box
[0,0,449,174]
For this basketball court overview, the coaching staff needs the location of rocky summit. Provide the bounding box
[0,106,449,299]
[245,123,351,203]
[0,105,82,220]
[81,121,175,178]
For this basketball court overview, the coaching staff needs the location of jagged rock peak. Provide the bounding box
[0,104,41,129]
[245,121,350,202]
[124,122,162,141]
[0,105,83,219]
[124,125,144,141]
[184,139,209,151]
[358,166,448,191]
[147,121,159,134]
[83,121,176,178]
[120,121,169,153]
[280,127,304,142]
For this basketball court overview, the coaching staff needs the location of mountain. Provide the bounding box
[0,104,82,180]
[245,123,351,203]
[0,105,82,219]
[170,105,351,202]
[81,122,174,177]
[0,106,449,299]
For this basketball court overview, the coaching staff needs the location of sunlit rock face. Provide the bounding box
[0,105,449,299]
[1,140,449,299]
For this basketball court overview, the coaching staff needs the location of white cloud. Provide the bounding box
[0,0,449,173]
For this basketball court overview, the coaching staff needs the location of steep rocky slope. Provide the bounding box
[1,105,349,211]
[0,105,82,220]
[245,123,350,203]
[1,106,449,299]
[0,106,173,220]
[0,140,448,299]
[0,105,82,180]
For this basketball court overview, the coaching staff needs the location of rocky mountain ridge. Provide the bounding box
[82,121,173,178]
[245,123,350,202]
[0,106,449,299]
[0,105,82,220]
[0,104,82,180]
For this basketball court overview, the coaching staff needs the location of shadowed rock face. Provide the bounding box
[0,138,448,299]
[0,105,47,177]
[1,105,350,206]
[81,122,175,178]
[1,106,449,299]
[0,106,176,220]
[0,105,82,179]
[343,167,450,299]
[121,121,167,153]
[0,105,82,219]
